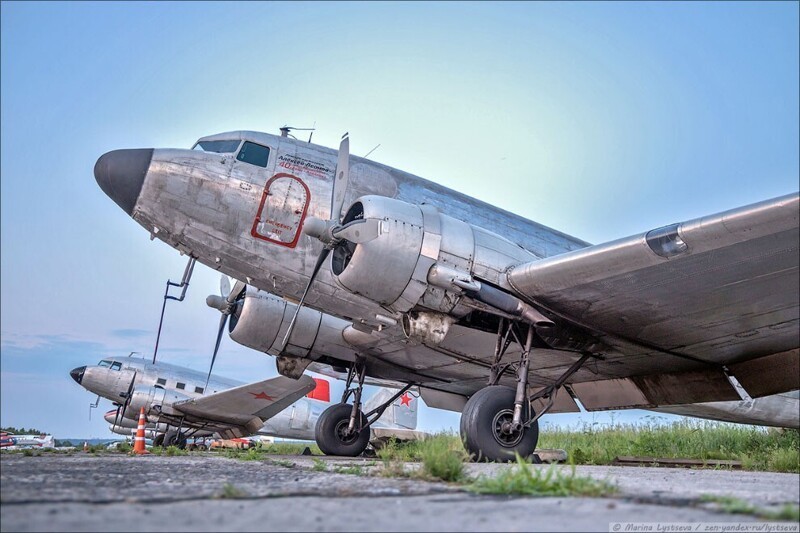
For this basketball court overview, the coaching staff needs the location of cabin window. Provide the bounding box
[98,360,112,368]
[110,362,122,371]
[236,141,271,168]
[192,140,241,153]
[156,378,167,386]
[195,386,204,394]
[176,382,186,390]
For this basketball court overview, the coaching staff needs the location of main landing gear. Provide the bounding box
[316,357,413,457]
[460,320,593,462]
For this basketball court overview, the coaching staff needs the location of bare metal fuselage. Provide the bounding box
[95,130,799,429]
[127,131,586,394]
[76,358,327,440]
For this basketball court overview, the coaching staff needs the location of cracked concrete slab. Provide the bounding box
[1,453,797,532]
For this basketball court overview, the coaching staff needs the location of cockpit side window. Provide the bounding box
[236,141,271,168]
[192,140,242,153]
[110,362,122,371]
[98,360,111,368]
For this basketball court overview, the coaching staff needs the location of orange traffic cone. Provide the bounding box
[131,407,150,455]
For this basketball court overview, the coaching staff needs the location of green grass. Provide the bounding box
[164,446,188,456]
[333,465,365,476]
[216,483,248,499]
[417,436,469,482]
[261,442,321,455]
[214,442,322,459]
[700,495,800,521]
[538,419,799,473]
[470,454,616,497]
[377,434,469,482]
[312,458,327,472]
[238,448,267,461]
[114,442,132,453]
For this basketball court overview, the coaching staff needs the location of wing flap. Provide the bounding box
[728,349,799,398]
[570,366,740,410]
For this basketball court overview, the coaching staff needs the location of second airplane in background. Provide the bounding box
[70,356,424,450]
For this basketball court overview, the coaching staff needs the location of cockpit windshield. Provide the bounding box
[98,359,122,370]
[192,140,241,153]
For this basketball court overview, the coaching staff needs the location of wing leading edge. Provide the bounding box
[507,193,799,407]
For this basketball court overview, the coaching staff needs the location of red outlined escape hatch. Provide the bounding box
[251,173,310,248]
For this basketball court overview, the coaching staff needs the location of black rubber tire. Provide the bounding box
[163,430,187,449]
[315,403,370,457]
[152,434,165,447]
[460,385,539,463]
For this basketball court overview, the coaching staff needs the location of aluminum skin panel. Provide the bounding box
[507,193,799,397]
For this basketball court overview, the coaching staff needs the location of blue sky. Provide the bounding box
[1,2,798,438]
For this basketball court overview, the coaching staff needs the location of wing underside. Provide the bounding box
[501,193,799,410]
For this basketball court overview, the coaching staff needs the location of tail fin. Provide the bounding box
[363,388,418,430]
[306,378,330,402]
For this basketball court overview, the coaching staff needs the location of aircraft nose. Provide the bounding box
[93,149,154,215]
[70,366,86,385]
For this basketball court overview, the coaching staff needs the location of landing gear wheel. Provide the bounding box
[315,403,370,457]
[152,434,165,447]
[460,385,539,463]
[163,429,187,449]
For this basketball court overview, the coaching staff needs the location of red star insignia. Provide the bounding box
[399,393,413,407]
[249,391,274,401]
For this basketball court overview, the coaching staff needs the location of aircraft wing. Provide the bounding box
[505,193,799,409]
[171,375,316,437]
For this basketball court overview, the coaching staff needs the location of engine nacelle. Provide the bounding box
[127,386,188,417]
[331,196,536,314]
[229,288,353,360]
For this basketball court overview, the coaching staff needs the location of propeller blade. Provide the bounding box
[205,313,228,388]
[220,275,231,299]
[227,280,246,304]
[332,218,381,244]
[280,247,331,351]
[283,133,349,355]
[115,371,137,428]
[113,405,122,429]
[330,135,350,223]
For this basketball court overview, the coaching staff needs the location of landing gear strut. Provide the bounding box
[316,357,414,457]
[460,320,592,462]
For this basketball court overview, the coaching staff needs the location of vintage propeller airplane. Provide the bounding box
[70,355,424,449]
[94,128,799,461]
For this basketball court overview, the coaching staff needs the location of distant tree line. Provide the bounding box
[1,426,45,435]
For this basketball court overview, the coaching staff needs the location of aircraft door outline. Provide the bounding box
[251,173,310,248]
